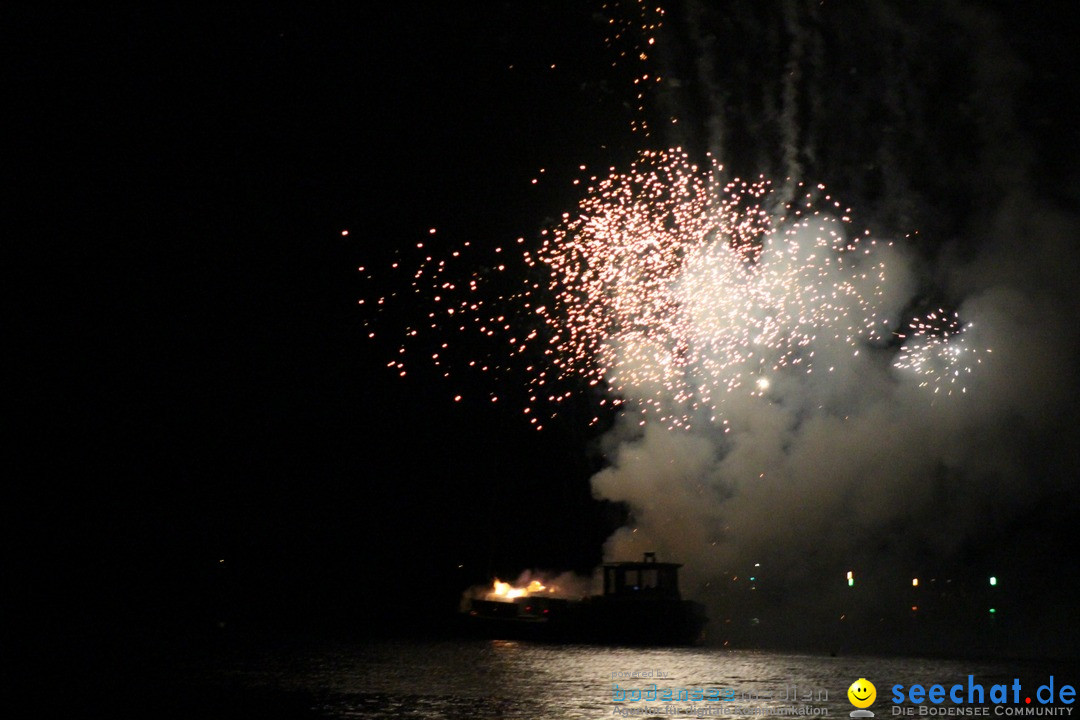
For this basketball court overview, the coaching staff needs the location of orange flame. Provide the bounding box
[487,578,555,601]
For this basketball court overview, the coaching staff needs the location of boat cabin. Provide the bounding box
[602,552,682,599]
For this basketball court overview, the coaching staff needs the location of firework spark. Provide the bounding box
[601,0,666,137]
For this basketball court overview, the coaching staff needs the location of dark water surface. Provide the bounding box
[159,639,1075,719]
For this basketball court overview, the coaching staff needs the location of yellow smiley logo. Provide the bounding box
[848,678,877,708]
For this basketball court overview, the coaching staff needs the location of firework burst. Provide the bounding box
[359,148,987,431]
[893,309,990,397]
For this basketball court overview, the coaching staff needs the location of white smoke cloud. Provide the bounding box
[589,0,1080,650]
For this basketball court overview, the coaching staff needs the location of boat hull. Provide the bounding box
[462,595,707,646]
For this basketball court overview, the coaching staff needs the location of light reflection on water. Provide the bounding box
[199,639,1042,719]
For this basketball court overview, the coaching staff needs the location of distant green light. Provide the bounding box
[989,576,997,586]
[848,578,854,587]
[749,577,756,581]
[989,608,996,614]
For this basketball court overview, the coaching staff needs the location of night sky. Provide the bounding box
[12,0,1080,678]
[15,2,634,648]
